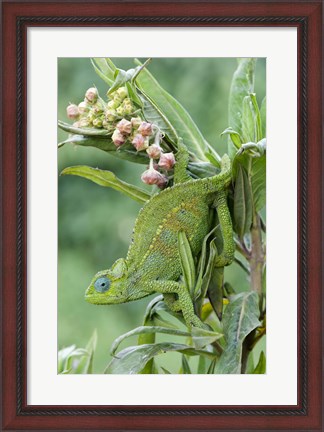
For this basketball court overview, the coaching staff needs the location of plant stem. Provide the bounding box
[249,212,264,296]
[241,208,265,373]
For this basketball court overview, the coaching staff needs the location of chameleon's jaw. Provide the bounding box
[84,292,120,305]
[85,284,127,305]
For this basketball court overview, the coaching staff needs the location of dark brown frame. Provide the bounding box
[1,1,323,430]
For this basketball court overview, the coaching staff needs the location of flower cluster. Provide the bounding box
[66,86,175,189]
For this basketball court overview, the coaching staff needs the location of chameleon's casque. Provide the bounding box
[85,143,234,328]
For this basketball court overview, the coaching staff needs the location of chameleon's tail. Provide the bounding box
[203,154,232,192]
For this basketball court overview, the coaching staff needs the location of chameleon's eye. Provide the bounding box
[94,277,111,293]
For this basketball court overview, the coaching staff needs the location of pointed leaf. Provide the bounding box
[191,327,223,350]
[197,356,207,374]
[253,351,266,374]
[178,231,196,298]
[251,154,266,212]
[207,267,224,321]
[91,58,115,86]
[60,165,150,204]
[194,225,219,300]
[105,343,215,374]
[181,355,192,374]
[215,292,261,374]
[242,95,256,143]
[110,326,191,356]
[228,58,256,138]
[58,134,149,165]
[160,367,172,374]
[233,164,253,238]
[207,358,217,374]
[250,93,262,142]
[221,127,242,149]
[260,96,266,138]
[58,120,110,136]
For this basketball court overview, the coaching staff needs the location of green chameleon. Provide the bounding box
[85,143,234,328]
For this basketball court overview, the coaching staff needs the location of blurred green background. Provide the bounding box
[58,58,266,373]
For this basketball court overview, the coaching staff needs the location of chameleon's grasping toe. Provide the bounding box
[85,142,234,329]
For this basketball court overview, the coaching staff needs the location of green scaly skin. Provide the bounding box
[85,143,234,328]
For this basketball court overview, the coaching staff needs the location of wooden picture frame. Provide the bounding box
[2,1,322,430]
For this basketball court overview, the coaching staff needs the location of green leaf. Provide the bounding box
[58,134,150,165]
[58,341,96,375]
[91,58,115,86]
[207,358,217,374]
[194,225,219,301]
[262,264,266,295]
[191,327,223,350]
[207,267,224,321]
[126,82,143,108]
[197,356,207,374]
[60,165,150,204]
[187,162,220,179]
[250,93,262,142]
[134,59,211,160]
[242,95,256,143]
[197,240,218,305]
[221,127,242,149]
[181,355,192,374]
[228,58,256,139]
[58,345,76,373]
[253,351,266,374]
[251,154,266,212]
[107,60,151,95]
[74,330,97,374]
[260,96,266,138]
[178,231,196,298]
[233,164,253,238]
[110,326,191,356]
[138,303,157,374]
[105,343,215,374]
[58,120,110,136]
[160,367,172,374]
[214,292,261,374]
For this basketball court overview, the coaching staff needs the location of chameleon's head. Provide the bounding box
[85,258,129,305]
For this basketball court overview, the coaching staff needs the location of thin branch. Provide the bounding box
[234,238,251,259]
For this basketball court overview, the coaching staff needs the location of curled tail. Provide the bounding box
[203,154,232,193]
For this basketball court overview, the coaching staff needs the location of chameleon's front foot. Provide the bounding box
[144,280,205,329]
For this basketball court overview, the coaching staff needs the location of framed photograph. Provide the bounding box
[2,1,322,431]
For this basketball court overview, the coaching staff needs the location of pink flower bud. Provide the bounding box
[158,152,175,170]
[131,117,142,129]
[112,129,126,147]
[73,118,90,128]
[66,104,79,120]
[132,134,148,151]
[78,101,90,115]
[85,87,98,103]
[141,168,165,185]
[117,119,132,135]
[156,174,168,189]
[138,121,153,136]
[146,144,162,159]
